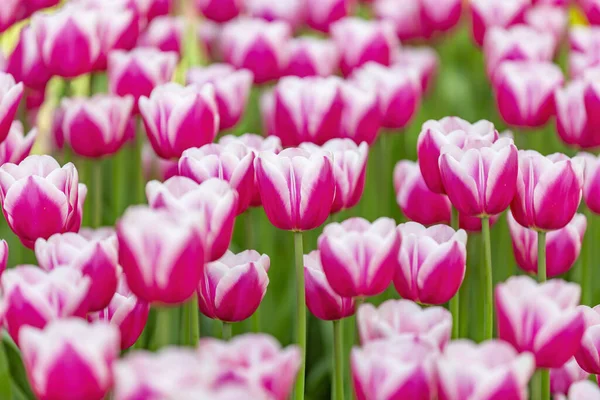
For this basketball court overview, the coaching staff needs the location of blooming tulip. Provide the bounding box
[525,5,568,45]
[437,339,535,400]
[555,81,600,149]
[581,153,600,213]
[357,300,451,349]
[552,357,590,396]
[394,222,467,304]
[304,250,355,321]
[374,0,427,41]
[138,16,184,56]
[573,305,600,374]
[470,0,530,46]
[496,276,585,368]
[117,206,204,304]
[284,37,339,78]
[195,0,242,23]
[0,121,37,166]
[338,81,381,146]
[142,143,178,182]
[421,0,462,34]
[1,266,90,345]
[510,151,583,231]
[6,26,51,90]
[508,211,586,277]
[0,155,86,248]
[0,72,23,144]
[305,0,353,33]
[581,0,600,25]
[318,217,400,297]
[256,148,335,231]
[198,250,269,322]
[393,46,439,93]
[569,27,600,79]
[331,17,399,76]
[557,381,600,400]
[0,240,6,275]
[0,0,19,34]
[139,83,219,160]
[186,64,253,131]
[246,0,306,30]
[146,177,238,261]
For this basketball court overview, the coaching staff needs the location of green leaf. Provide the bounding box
[0,334,12,400]
[2,333,34,400]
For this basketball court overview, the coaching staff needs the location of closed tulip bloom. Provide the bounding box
[357,300,452,350]
[6,26,51,90]
[374,0,428,41]
[198,250,269,322]
[139,83,219,160]
[146,177,238,261]
[393,46,439,93]
[0,0,19,34]
[508,211,586,278]
[0,73,23,144]
[256,148,335,231]
[117,206,205,304]
[138,16,184,56]
[0,155,85,248]
[395,222,467,305]
[339,81,381,146]
[555,81,600,149]
[142,143,178,182]
[220,18,290,84]
[525,5,568,45]
[331,18,399,77]
[0,121,37,166]
[437,339,535,400]
[186,64,253,131]
[352,337,438,400]
[285,37,339,78]
[421,0,462,34]
[582,0,600,25]
[583,69,600,131]
[496,276,585,368]
[197,20,220,62]
[195,0,243,23]
[1,266,91,345]
[573,305,600,374]
[319,217,400,297]
[417,116,499,194]
[511,151,583,231]
[304,250,355,321]
[470,0,530,47]
[0,240,6,276]
[569,27,600,80]
[582,153,600,213]
[246,0,306,30]
[306,0,353,33]
[557,381,600,400]
[552,357,589,396]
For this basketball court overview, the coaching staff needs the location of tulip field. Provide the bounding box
[4,0,600,399]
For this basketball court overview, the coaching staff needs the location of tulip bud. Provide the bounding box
[195,0,243,23]
[552,357,590,396]
[305,0,354,33]
[470,0,530,46]
[6,26,51,90]
[0,121,37,166]
[0,72,23,144]
[393,46,439,93]
[285,37,339,78]
[138,16,184,56]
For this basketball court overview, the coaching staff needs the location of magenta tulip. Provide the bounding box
[574,305,600,374]
[142,143,178,182]
[393,46,439,93]
[0,72,23,144]
[581,0,600,25]
[552,357,590,396]
[195,0,242,23]
[186,64,253,131]
[246,0,306,30]
[91,3,139,71]
[146,177,238,261]
[569,27,600,79]
[470,0,530,46]
[555,81,600,149]
[138,16,184,56]
[496,276,585,368]
[318,217,400,298]
[357,300,451,350]
[374,0,428,41]
[582,153,600,213]
[0,121,36,166]
[511,151,583,231]
[437,339,535,400]
[304,250,355,321]
[285,37,339,78]
[305,0,353,33]
[338,81,381,146]
[0,0,19,34]
[421,0,462,34]
[6,26,51,90]
[255,148,335,231]
[0,240,7,276]
[525,5,568,45]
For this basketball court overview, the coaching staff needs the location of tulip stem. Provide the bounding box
[450,206,459,338]
[152,306,171,350]
[294,231,306,400]
[537,231,547,283]
[113,150,125,222]
[333,319,344,400]
[181,295,199,346]
[222,322,232,340]
[134,116,145,204]
[582,208,592,305]
[481,217,493,340]
[93,160,102,228]
[541,369,549,400]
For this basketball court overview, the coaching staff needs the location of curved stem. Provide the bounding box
[449,206,460,338]
[294,231,306,400]
[481,217,493,340]
[537,231,547,283]
[333,319,344,400]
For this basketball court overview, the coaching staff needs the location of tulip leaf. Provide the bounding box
[2,333,34,400]
[0,334,11,400]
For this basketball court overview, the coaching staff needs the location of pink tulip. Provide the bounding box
[142,143,178,182]
[138,16,184,56]
[318,217,400,297]
[108,48,178,110]
[357,300,451,350]
[246,0,306,30]
[569,27,600,79]
[0,155,85,248]
[582,152,600,213]
[88,278,150,350]
[197,20,221,63]
[256,148,335,231]
[0,0,19,34]
[61,94,134,158]
[195,0,243,23]
[417,116,499,194]
[574,305,600,374]
[304,250,355,321]
[0,121,37,166]
[198,250,269,322]
[116,206,204,304]
[352,62,422,129]
[1,266,90,345]
[555,80,600,149]
[496,276,585,368]
[524,5,568,45]
[139,83,219,160]
[0,240,6,275]
[374,0,428,41]
[583,68,600,132]
[186,64,253,131]
[552,357,590,396]
[331,17,399,77]
[0,72,23,144]
[284,37,339,78]
[511,151,583,230]
[508,211,587,278]
[557,381,600,400]
[6,26,51,90]
[421,0,462,34]
[146,177,238,261]
[352,336,438,400]
[393,46,439,93]
[394,222,467,305]
[581,0,600,25]
[470,0,530,46]
[338,81,381,146]
[306,0,354,33]
[437,339,535,400]
[220,18,290,84]
[50,103,65,151]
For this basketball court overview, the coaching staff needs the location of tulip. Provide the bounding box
[0,155,86,248]
[6,26,51,90]
[393,46,439,93]
[246,0,306,30]
[470,0,530,47]
[0,72,23,144]
[178,143,254,214]
[524,5,568,45]
[116,206,204,304]
[338,81,381,146]
[394,222,467,304]
[318,217,400,297]
[508,211,586,278]
[557,381,600,400]
[0,121,37,166]
[50,103,65,151]
[88,278,150,350]
[555,81,600,149]
[421,0,462,34]
[139,83,219,160]
[581,0,600,25]
[186,64,253,131]
[573,305,600,374]
[146,177,238,261]
[304,250,355,321]
[138,16,184,56]
[0,240,6,275]
[305,0,353,33]
[569,27,600,80]
[0,0,19,34]
[1,266,91,345]
[417,116,499,194]
[373,0,427,41]
[582,153,600,213]
[437,339,535,400]
[220,18,290,84]
[285,37,339,78]
[20,319,120,400]
[496,276,585,368]
[583,69,600,132]
[197,250,269,322]
[511,151,583,231]
[142,143,179,182]
[331,17,399,76]
[256,148,335,231]
[197,20,220,63]
[357,299,451,349]
[195,0,242,23]
[552,357,590,396]
[352,336,438,400]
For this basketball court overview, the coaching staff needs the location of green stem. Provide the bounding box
[222,322,232,340]
[333,319,344,400]
[152,306,171,350]
[378,133,391,219]
[113,150,125,222]
[582,208,592,305]
[451,206,459,229]
[538,231,547,283]
[294,231,306,400]
[93,160,102,228]
[180,295,199,346]
[450,206,460,338]
[481,217,493,340]
[134,116,145,204]
[541,369,549,400]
